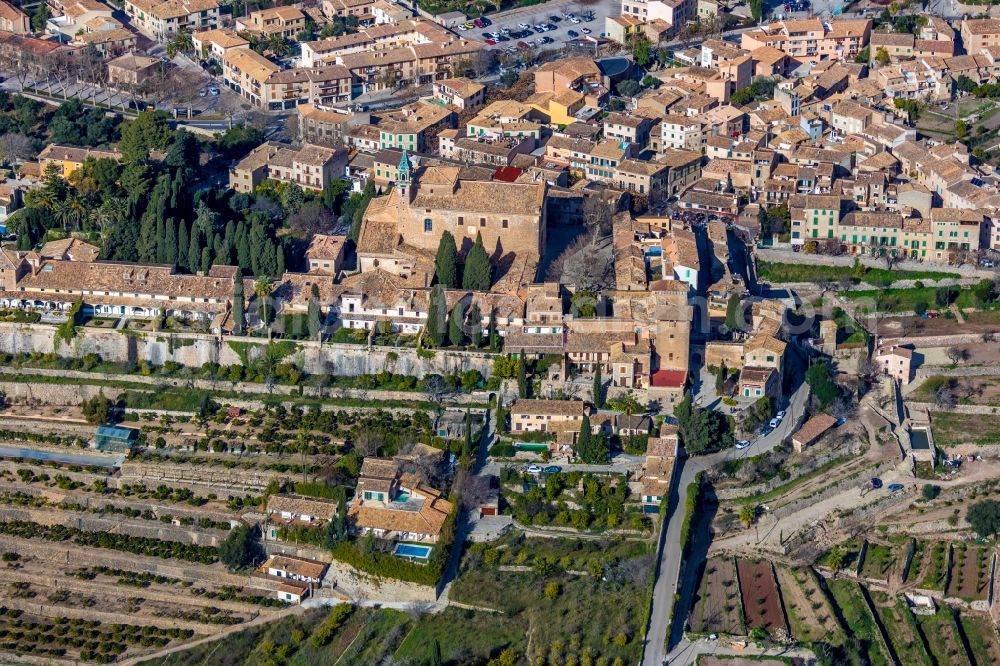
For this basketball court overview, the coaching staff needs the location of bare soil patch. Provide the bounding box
[736,560,786,633]
[690,557,744,635]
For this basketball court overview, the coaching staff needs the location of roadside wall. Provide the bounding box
[322,558,437,604]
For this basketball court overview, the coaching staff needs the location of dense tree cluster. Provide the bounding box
[674,390,733,454]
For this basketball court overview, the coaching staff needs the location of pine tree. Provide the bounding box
[188,227,202,275]
[425,284,446,347]
[462,232,491,291]
[435,230,458,288]
[517,351,527,399]
[488,308,498,350]
[163,217,177,266]
[468,302,482,347]
[232,268,245,336]
[308,283,322,340]
[593,363,604,408]
[177,220,190,271]
[448,301,465,347]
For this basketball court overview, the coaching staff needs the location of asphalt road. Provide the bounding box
[643,344,810,666]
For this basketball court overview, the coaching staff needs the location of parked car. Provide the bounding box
[570,16,581,23]
[517,41,529,49]
[473,17,484,27]
[543,465,562,474]
[735,440,751,450]
[518,22,530,29]
[776,410,786,419]
[887,483,905,492]
[539,35,553,44]
[581,26,591,33]
[567,29,579,37]
[871,477,883,489]
[500,26,512,33]
[485,38,495,45]
[526,464,543,474]
[549,14,562,21]
[768,418,780,429]
[208,87,220,96]
[496,34,509,41]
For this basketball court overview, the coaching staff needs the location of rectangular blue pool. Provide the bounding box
[394,543,432,561]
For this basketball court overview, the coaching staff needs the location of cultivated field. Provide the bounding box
[775,566,844,645]
[690,557,744,636]
[736,560,786,633]
[947,542,991,601]
[869,591,932,666]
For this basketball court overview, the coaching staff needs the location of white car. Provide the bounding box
[570,16,581,23]
[768,418,780,429]
[518,22,531,29]
[776,410,786,419]
[735,440,751,450]
[526,464,543,474]
[456,23,468,30]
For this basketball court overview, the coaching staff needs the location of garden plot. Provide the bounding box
[775,567,845,645]
[947,543,991,602]
[690,557,744,636]
[827,580,892,666]
[736,560,787,634]
[861,542,899,582]
[915,541,950,591]
[915,608,973,666]
[960,612,1000,666]
[869,590,932,666]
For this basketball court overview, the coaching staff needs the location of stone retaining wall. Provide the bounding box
[0,506,226,547]
[322,558,437,604]
[0,323,496,379]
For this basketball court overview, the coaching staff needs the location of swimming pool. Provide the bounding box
[393,543,433,561]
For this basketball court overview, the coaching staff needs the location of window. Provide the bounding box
[480,217,486,227]
[458,216,464,225]
[424,218,433,232]
[502,219,508,229]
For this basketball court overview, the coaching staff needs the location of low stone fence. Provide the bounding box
[715,445,854,501]
[909,402,1000,416]
[120,460,283,494]
[882,333,984,348]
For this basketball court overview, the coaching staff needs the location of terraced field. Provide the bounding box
[776,567,844,645]
[826,579,891,666]
[869,591,932,666]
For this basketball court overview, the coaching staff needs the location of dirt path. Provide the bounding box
[118,605,307,666]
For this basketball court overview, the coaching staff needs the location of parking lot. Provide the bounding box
[457,0,619,52]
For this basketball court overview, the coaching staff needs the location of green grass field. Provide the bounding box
[827,580,892,666]
[757,261,958,285]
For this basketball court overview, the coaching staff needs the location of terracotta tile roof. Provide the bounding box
[306,234,346,261]
[792,413,837,447]
[266,494,338,520]
[263,554,328,579]
[510,399,586,416]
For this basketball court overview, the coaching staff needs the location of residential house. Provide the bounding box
[432,77,485,110]
[123,0,222,41]
[0,1,29,34]
[229,142,348,193]
[875,344,914,384]
[37,144,122,178]
[107,53,161,86]
[192,28,249,64]
[305,234,347,274]
[236,6,306,39]
[348,457,452,542]
[264,494,339,541]
[510,399,587,433]
[791,413,838,453]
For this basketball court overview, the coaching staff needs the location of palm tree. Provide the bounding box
[254,277,274,339]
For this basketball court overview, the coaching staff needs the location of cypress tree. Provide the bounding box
[154,214,166,264]
[236,222,251,270]
[435,230,458,288]
[463,409,473,458]
[517,351,527,399]
[716,360,727,395]
[200,246,211,274]
[276,244,285,277]
[488,308,498,350]
[576,413,591,461]
[163,217,177,266]
[188,227,202,275]
[593,363,604,408]
[448,301,465,347]
[425,284,446,347]
[468,302,482,347]
[308,283,321,340]
[232,268,245,336]
[177,220,190,271]
[462,232,491,291]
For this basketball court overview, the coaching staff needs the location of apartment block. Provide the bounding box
[123,0,221,41]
